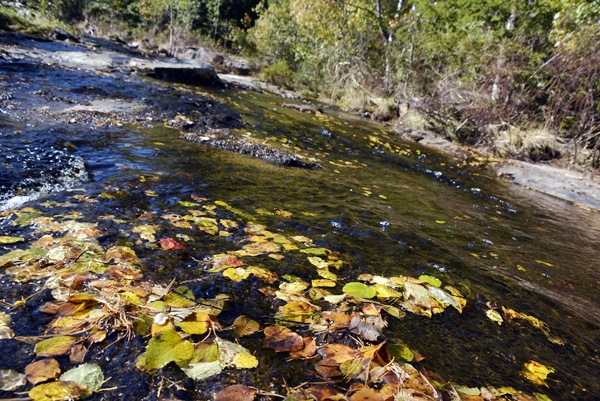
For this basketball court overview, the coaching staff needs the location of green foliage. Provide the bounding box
[258,59,294,89]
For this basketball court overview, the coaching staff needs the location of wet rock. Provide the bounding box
[50,27,79,43]
[182,130,322,169]
[280,103,322,114]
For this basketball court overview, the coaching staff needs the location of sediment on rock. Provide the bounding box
[181,130,322,169]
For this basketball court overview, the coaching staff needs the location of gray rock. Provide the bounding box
[224,56,250,75]
[196,47,224,66]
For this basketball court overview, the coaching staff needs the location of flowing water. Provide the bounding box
[1,66,600,400]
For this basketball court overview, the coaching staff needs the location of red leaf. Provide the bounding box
[160,238,187,250]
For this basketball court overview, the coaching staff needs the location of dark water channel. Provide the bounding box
[1,63,600,400]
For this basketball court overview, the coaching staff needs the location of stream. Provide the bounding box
[1,45,600,400]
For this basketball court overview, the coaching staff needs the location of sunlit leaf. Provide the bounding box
[454,385,480,396]
[246,266,278,284]
[215,338,252,367]
[59,363,104,392]
[164,292,196,308]
[535,260,554,267]
[522,361,555,386]
[35,336,77,357]
[276,301,318,323]
[177,311,211,335]
[136,329,194,370]
[307,256,328,269]
[215,385,257,401]
[419,275,442,288]
[234,315,260,337]
[29,381,82,401]
[290,337,317,359]
[190,342,219,364]
[373,283,402,298]
[182,360,222,380]
[240,241,281,256]
[486,309,503,325]
[0,369,27,391]
[223,267,250,282]
[132,225,156,242]
[323,294,346,304]
[234,353,258,369]
[533,393,554,401]
[25,358,61,385]
[0,311,14,339]
[317,268,338,281]
[0,236,24,244]
[312,279,337,287]
[348,316,383,341]
[343,282,377,299]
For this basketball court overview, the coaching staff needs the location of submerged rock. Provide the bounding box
[182,130,322,169]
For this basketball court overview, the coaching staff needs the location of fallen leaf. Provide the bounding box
[343,282,377,299]
[290,337,317,359]
[486,309,503,325]
[522,361,555,386]
[0,369,27,391]
[264,328,305,352]
[29,381,82,401]
[25,359,61,385]
[419,275,442,288]
[60,363,104,392]
[350,387,385,401]
[160,238,187,250]
[234,315,260,337]
[136,329,194,370]
[0,236,24,244]
[233,353,258,369]
[35,336,77,357]
[215,385,257,401]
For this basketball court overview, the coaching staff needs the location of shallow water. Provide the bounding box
[1,72,600,400]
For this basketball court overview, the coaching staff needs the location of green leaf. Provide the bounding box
[0,236,25,244]
[35,336,76,357]
[59,363,104,392]
[300,248,329,256]
[137,329,194,371]
[342,282,377,299]
[182,360,222,380]
[419,275,442,287]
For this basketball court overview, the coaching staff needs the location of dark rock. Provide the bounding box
[182,130,322,169]
[281,103,322,114]
[224,56,250,76]
[147,66,223,87]
[50,27,79,43]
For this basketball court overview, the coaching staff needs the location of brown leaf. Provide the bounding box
[69,344,88,364]
[350,387,385,401]
[318,344,360,364]
[233,315,260,337]
[25,358,61,385]
[38,302,61,314]
[305,385,341,401]
[264,331,304,352]
[348,316,384,342]
[215,384,257,401]
[289,337,317,359]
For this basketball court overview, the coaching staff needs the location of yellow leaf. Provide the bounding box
[522,360,555,386]
[0,236,25,244]
[311,279,337,288]
[535,260,554,267]
[486,309,503,325]
[316,267,337,281]
[223,267,250,282]
[436,220,446,224]
[307,256,328,269]
[29,381,81,401]
[234,353,258,369]
[35,336,76,357]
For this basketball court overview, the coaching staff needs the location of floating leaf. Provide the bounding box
[29,381,82,401]
[312,279,337,288]
[26,359,61,385]
[0,236,24,244]
[160,238,187,250]
[300,248,329,256]
[234,353,258,369]
[486,309,503,325]
[182,360,222,380]
[35,336,77,357]
[132,225,156,242]
[348,316,383,341]
[276,301,318,323]
[215,338,252,367]
[234,315,260,337]
[136,329,194,370]
[164,292,196,308]
[350,387,386,401]
[522,361,555,386]
[216,385,257,401]
[0,369,27,391]
[343,282,377,299]
[246,266,278,284]
[223,267,250,282]
[0,311,14,339]
[307,256,328,269]
[387,343,414,362]
[265,328,305,352]
[60,363,104,392]
[535,260,554,267]
[419,275,442,288]
[177,312,211,335]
